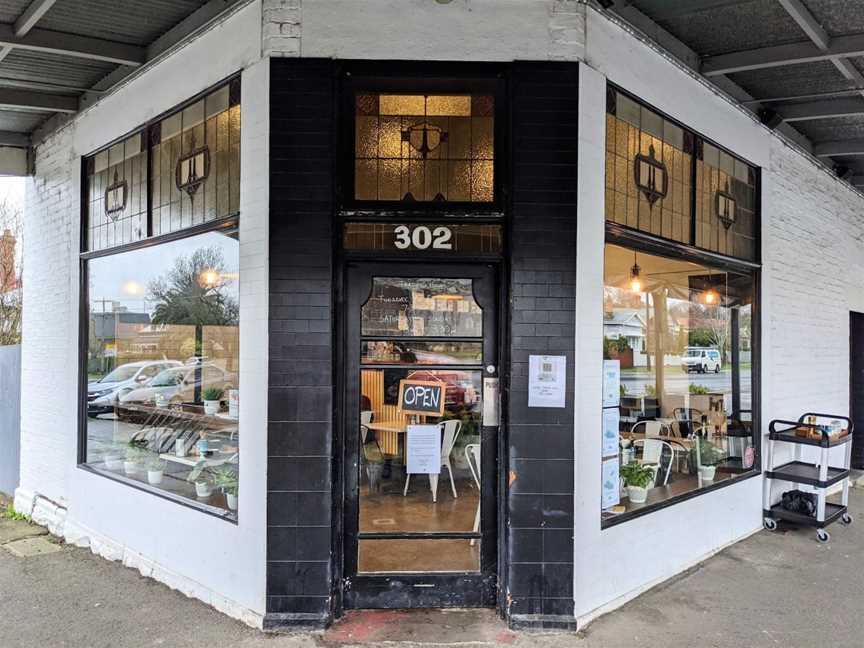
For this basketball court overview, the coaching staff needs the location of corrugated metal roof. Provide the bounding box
[728,61,859,100]
[0,110,51,132]
[37,0,210,46]
[1,49,115,90]
[0,0,30,25]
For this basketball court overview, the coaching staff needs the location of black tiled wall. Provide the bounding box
[506,63,578,624]
[267,58,335,622]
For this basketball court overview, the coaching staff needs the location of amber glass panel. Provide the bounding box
[86,133,147,252]
[695,143,757,261]
[150,83,240,237]
[361,277,482,337]
[354,93,494,202]
[605,94,692,245]
[359,539,480,573]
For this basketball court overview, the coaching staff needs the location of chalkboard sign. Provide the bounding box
[397,379,447,417]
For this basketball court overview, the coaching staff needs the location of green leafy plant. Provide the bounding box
[620,461,655,489]
[689,384,709,395]
[619,383,627,396]
[125,444,148,463]
[644,384,656,397]
[146,456,166,471]
[212,465,239,496]
[202,386,224,401]
[695,439,725,467]
[1,504,30,523]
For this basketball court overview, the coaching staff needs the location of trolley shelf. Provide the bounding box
[766,461,849,488]
[768,427,852,448]
[764,502,847,528]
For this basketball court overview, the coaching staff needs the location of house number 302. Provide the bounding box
[393,225,453,250]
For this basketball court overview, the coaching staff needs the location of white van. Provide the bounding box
[681,347,721,373]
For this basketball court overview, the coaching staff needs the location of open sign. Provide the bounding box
[397,380,447,417]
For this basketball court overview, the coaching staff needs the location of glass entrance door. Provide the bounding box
[343,263,499,608]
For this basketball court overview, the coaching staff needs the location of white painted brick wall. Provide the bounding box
[263,0,301,57]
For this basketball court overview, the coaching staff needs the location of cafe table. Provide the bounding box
[364,420,408,458]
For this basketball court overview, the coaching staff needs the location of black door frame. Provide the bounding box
[338,260,503,609]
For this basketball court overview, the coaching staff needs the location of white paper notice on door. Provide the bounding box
[601,457,620,509]
[602,359,621,407]
[406,425,441,474]
[528,355,566,408]
[602,407,620,458]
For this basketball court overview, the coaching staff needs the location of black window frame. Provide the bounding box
[601,221,762,529]
[605,83,761,264]
[338,61,508,218]
[76,73,242,522]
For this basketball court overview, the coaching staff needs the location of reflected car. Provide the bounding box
[681,347,722,373]
[87,360,181,417]
[118,363,236,410]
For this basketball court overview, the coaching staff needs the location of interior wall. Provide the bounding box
[19,2,268,624]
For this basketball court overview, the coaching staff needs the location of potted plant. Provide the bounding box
[194,471,214,498]
[362,442,385,494]
[212,465,239,511]
[620,460,656,504]
[202,387,223,416]
[103,445,124,471]
[146,456,166,485]
[696,439,724,481]
[124,444,147,475]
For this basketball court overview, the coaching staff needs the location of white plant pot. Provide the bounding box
[627,485,648,504]
[195,481,213,498]
[104,456,123,471]
[203,400,220,416]
[147,470,163,485]
[699,465,717,481]
[123,461,140,475]
[226,493,238,511]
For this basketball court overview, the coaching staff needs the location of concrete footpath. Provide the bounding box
[1,489,862,648]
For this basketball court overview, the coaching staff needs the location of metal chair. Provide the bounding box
[464,443,481,546]
[673,408,703,437]
[632,438,674,486]
[403,419,462,502]
[631,420,664,438]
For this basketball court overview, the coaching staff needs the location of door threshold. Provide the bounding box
[326,609,514,645]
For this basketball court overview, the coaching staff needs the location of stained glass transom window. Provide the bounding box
[605,90,692,244]
[85,133,147,252]
[354,93,494,203]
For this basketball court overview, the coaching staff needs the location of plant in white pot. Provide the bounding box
[620,461,656,504]
[212,464,239,511]
[696,438,724,481]
[124,443,147,476]
[187,461,214,498]
[146,456,166,485]
[202,387,223,416]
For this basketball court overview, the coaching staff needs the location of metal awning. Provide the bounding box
[605,0,864,189]
[0,0,247,161]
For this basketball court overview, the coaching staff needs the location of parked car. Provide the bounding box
[118,363,236,410]
[87,360,181,417]
[681,347,721,373]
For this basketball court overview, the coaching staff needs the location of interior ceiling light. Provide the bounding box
[628,251,643,293]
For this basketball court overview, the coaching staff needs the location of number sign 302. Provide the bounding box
[393,225,453,250]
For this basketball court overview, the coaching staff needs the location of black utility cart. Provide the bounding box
[762,413,854,543]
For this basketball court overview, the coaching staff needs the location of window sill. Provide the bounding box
[78,464,238,524]
[601,468,760,529]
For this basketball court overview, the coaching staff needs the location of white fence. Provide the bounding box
[0,344,21,495]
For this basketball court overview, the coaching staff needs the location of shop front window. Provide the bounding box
[601,243,756,525]
[83,230,240,518]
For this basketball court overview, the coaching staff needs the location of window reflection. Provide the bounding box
[602,243,755,522]
[85,230,240,518]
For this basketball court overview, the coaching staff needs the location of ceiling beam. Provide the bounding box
[620,0,747,21]
[701,33,864,76]
[14,0,57,37]
[0,88,76,113]
[774,97,864,122]
[0,23,144,66]
[813,139,864,157]
[0,130,30,147]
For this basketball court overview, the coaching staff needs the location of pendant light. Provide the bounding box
[700,272,720,305]
[628,251,643,293]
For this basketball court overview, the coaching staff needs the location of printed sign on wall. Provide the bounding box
[602,359,621,407]
[406,425,442,474]
[601,457,620,509]
[398,379,447,416]
[528,355,566,408]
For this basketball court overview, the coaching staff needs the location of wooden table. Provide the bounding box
[365,420,407,456]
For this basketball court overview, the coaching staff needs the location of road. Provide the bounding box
[621,368,753,412]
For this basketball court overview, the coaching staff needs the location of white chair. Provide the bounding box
[403,419,462,502]
[465,443,481,546]
[632,438,674,486]
[631,420,663,438]
[360,410,373,444]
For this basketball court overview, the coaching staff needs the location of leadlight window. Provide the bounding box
[85,133,148,252]
[151,82,241,236]
[606,90,692,244]
[354,93,494,203]
[84,78,241,253]
[695,142,757,261]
